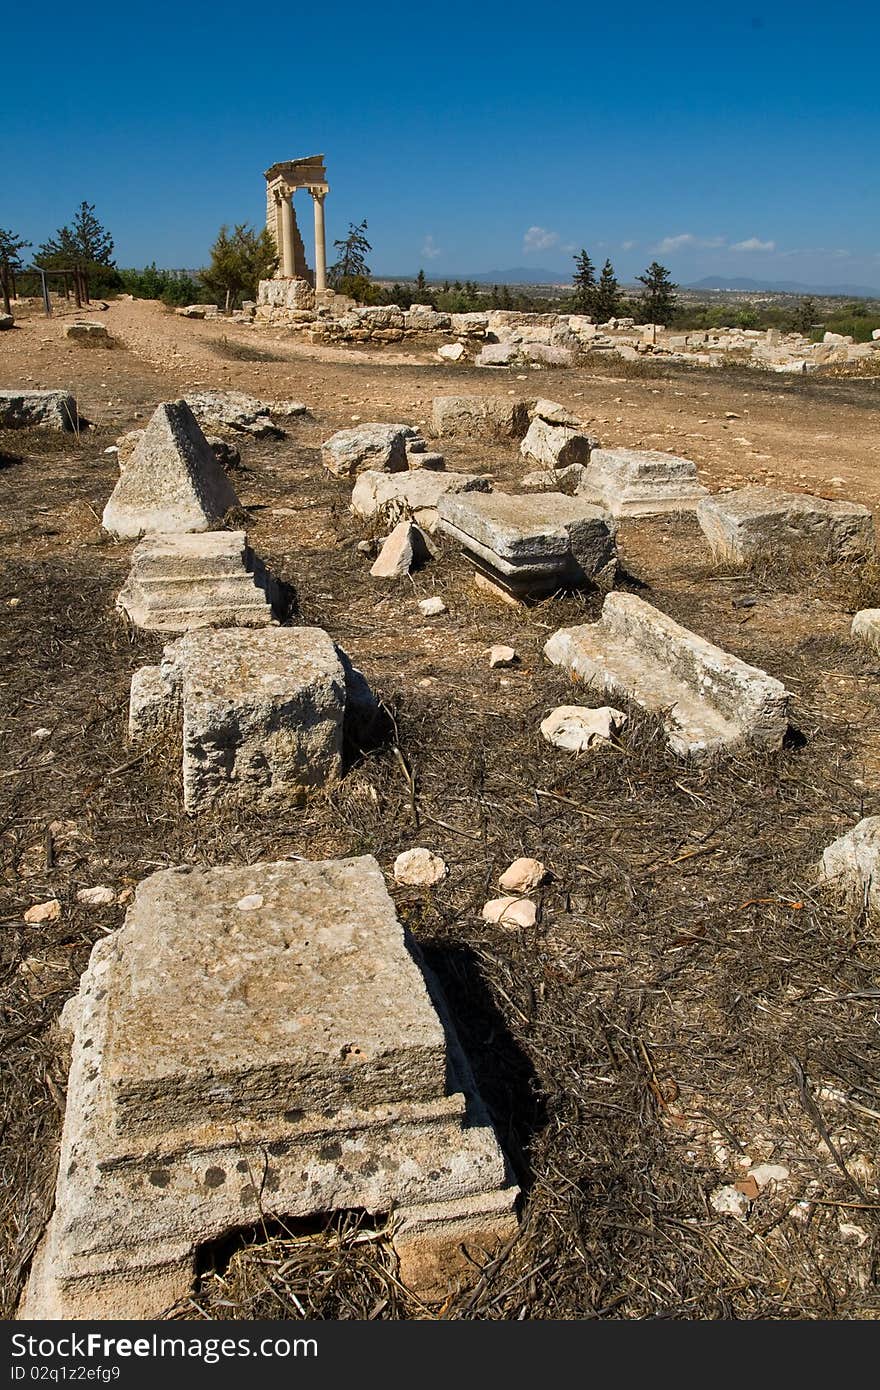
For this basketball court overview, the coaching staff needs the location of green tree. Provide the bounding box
[415,268,428,296]
[200,223,277,311]
[0,227,31,312]
[329,219,371,286]
[593,259,622,322]
[637,261,677,325]
[571,249,597,315]
[791,296,817,335]
[38,201,115,267]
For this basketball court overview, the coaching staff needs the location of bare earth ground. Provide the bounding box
[2,297,880,1320]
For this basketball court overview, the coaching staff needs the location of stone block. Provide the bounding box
[0,389,79,431]
[521,344,575,366]
[520,418,596,471]
[544,592,790,758]
[406,305,452,332]
[583,447,708,517]
[475,344,516,368]
[116,531,278,633]
[851,609,880,649]
[432,395,531,442]
[65,321,112,346]
[321,423,415,477]
[820,817,880,909]
[21,855,518,1317]
[351,468,491,532]
[437,343,465,362]
[185,390,287,439]
[102,401,240,539]
[449,312,488,337]
[697,487,875,563]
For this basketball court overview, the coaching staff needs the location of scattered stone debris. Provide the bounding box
[697,487,875,563]
[418,596,447,617]
[545,592,790,757]
[76,886,116,907]
[851,609,880,649]
[438,490,617,603]
[115,531,279,632]
[0,389,79,431]
[482,896,537,928]
[498,857,546,892]
[583,447,708,517]
[24,900,62,924]
[393,847,448,886]
[431,396,531,442]
[351,467,491,533]
[102,401,240,539]
[820,816,880,911]
[322,423,418,477]
[370,522,431,578]
[487,645,518,668]
[185,390,301,438]
[540,705,627,752]
[22,856,518,1316]
[710,1185,750,1219]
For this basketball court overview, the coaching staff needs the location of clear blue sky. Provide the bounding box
[3,0,879,290]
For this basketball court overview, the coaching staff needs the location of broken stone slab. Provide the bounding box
[21,855,518,1316]
[851,609,880,649]
[129,626,347,812]
[544,592,790,758]
[115,531,279,632]
[540,705,626,752]
[521,462,590,493]
[697,487,875,563]
[65,321,112,346]
[475,344,517,368]
[432,396,532,442]
[521,344,575,367]
[370,522,431,578]
[102,401,240,539]
[351,467,491,533]
[437,490,617,601]
[405,305,452,332]
[0,389,79,431]
[520,417,598,471]
[529,399,582,427]
[820,817,880,910]
[321,423,417,477]
[437,343,465,362]
[185,390,297,438]
[583,447,708,517]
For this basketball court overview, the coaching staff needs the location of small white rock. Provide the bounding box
[418,596,447,617]
[437,343,465,362]
[540,705,627,752]
[24,899,62,924]
[393,847,448,886]
[236,893,264,911]
[710,1185,750,1218]
[487,645,517,668]
[499,857,546,893]
[76,886,115,907]
[838,1222,868,1246]
[482,896,537,928]
[748,1163,790,1188]
[31,728,52,741]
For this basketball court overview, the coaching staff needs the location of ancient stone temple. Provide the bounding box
[264,154,329,290]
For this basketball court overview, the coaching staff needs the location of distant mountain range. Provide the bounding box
[380,267,574,286]
[687,275,880,298]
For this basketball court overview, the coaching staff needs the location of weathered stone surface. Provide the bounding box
[432,396,531,442]
[406,305,452,332]
[351,467,491,532]
[498,858,546,892]
[257,277,316,311]
[584,447,708,517]
[520,417,597,471]
[482,896,537,928]
[522,344,575,367]
[22,855,518,1316]
[102,401,240,539]
[530,399,582,427]
[820,817,880,910]
[545,593,790,758]
[697,487,875,563]
[487,644,517,667]
[540,705,626,752]
[475,344,516,368]
[129,627,346,812]
[0,389,79,431]
[65,321,112,346]
[438,490,617,600]
[185,390,290,439]
[851,609,880,649]
[449,312,488,337]
[437,343,465,362]
[394,848,448,886]
[418,596,447,616]
[322,423,414,477]
[116,531,278,632]
[370,522,430,578]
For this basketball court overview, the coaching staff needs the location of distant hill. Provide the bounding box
[688,275,880,298]
[380,267,573,286]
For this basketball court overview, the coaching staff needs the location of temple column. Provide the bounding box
[279,192,296,277]
[311,189,327,292]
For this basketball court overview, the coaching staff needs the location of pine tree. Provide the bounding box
[328,220,371,286]
[200,223,277,311]
[792,296,816,335]
[571,249,597,315]
[593,259,622,323]
[38,201,115,267]
[636,261,678,325]
[0,227,30,312]
[415,268,428,297]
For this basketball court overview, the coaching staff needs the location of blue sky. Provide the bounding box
[3,1,879,289]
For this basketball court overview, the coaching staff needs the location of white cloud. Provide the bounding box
[621,239,637,251]
[523,225,560,253]
[421,234,441,260]
[779,246,852,259]
[654,232,725,253]
[731,237,776,252]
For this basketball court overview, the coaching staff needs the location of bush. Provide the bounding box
[118,265,210,307]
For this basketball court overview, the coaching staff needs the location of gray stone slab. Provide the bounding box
[697,487,875,562]
[431,396,531,441]
[0,389,79,431]
[116,531,277,632]
[820,817,880,910]
[544,592,790,758]
[584,447,708,517]
[438,490,616,570]
[321,423,416,476]
[351,468,491,532]
[102,401,240,539]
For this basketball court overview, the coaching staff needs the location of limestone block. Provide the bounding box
[21,855,518,1317]
[520,418,596,471]
[475,344,517,368]
[544,592,790,758]
[530,399,582,427]
[450,312,488,338]
[820,817,880,909]
[370,522,430,578]
[437,343,465,362]
[321,423,414,477]
[351,468,491,532]
[407,305,452,332]
[583,447,708,517]
[0,389,79,431]
[65,321,112,346]
[851,609,880,649]
[102,401,240,539]
[256,277,316,311]
[116,531,278,633]
[185,390,286,438]
[697,487,875,563]
[359,306,405,331]
[432,395,532,442]
[522,344,575,366]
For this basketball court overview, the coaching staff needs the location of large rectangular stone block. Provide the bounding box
[431,395,532,441]
[583,447,708,517]
[697,487,875,563]
[116,530,278,632]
